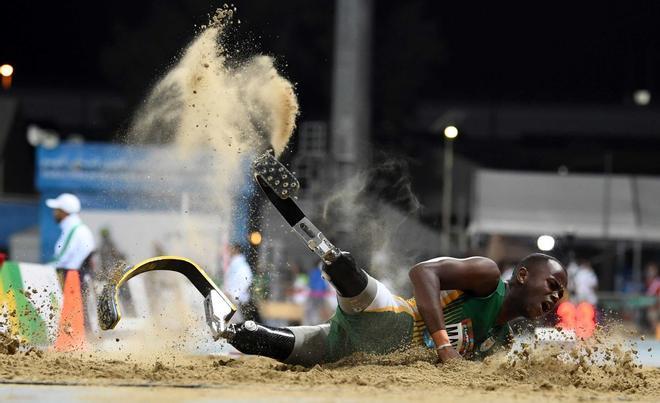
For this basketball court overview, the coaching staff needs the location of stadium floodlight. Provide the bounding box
[1,64,14,90]
[537,235,555,251]
[0,64,13,77]
[443,125,458,139]
[633,89,651,106]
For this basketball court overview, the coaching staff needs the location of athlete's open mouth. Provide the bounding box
[541,301,552,314]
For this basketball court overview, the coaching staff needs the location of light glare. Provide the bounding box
[633,89,651,106]
[444,125,458,139]
[0,64,13,77]
[249,231,262,246]
[537,235,555,251]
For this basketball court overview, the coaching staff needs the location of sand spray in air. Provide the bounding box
[99,6,299,354]
[128,6,298,214]
[320,156,424,294]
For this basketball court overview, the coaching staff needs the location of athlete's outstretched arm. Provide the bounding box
[408,257,500,362]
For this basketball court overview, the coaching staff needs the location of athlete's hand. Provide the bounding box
[437,346,462,363]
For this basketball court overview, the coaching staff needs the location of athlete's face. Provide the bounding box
[516,260,567,319]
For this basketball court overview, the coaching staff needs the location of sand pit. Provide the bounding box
[0,333,658,402]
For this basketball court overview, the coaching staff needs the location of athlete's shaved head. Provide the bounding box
[512,253,565,278]
[508,253,568,319]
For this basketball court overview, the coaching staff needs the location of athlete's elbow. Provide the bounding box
[409,263,432,283]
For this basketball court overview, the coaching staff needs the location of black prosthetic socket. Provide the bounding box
[229,322,295,362]
[322,251,368,298]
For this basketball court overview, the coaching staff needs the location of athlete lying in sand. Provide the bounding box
[99,153,568,365]
[223,252,567,365]
[218,153,569,365]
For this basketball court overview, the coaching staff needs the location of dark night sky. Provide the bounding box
[3,1,660,215]
[4,2,660,276]
[2,1,151,86]
[434,2,659,103]
[3,1,659,103]
[3,0,660,181]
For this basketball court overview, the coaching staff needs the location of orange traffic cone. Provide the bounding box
[53,270,86,352]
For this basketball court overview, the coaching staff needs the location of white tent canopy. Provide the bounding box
[469,169,660,241]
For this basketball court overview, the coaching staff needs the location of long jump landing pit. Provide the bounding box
[1,345,659,402]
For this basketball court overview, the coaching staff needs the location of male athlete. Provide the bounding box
[96,150,565,362]
[218,153,568,365]
[222,251,567,365]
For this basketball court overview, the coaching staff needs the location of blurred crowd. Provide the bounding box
[284,261,337,325]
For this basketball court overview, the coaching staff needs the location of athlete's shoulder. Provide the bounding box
[463,256,500,275]
[467,256,498,267]
[463,256,500,295]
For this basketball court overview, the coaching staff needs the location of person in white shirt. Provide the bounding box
[46,193,96,288]
[574,259,598,306]
[224,243,258,321]
[565,260,580,300]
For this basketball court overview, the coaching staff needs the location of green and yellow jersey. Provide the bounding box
[325,278,512,362]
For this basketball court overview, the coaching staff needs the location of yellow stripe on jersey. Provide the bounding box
[363,294,423,319]
[407,290,465,346]
[405,291,463,317]
[440,290,463,307]
[358,289,466,346]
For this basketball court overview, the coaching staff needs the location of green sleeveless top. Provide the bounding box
[412,279,511,358]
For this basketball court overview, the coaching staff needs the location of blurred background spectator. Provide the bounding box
[645,262,660,336]
[47,193,95,285]
[574,259,599,306]
[283,262,308,325]
[305,261,336,325]
[46,193,96,327]
[224,243,259,322]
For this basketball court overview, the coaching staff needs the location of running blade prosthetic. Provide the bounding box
[97,256,236,340]
[253,151,340,264]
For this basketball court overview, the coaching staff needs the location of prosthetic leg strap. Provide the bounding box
[229,322,295,362]
[337,274,379,315]
[285,324,331,366]
[322,252,368,298]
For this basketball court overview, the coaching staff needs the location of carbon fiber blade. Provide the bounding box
[256,176,305,226]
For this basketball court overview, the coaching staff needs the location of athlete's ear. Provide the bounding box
[516,266,528,284]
